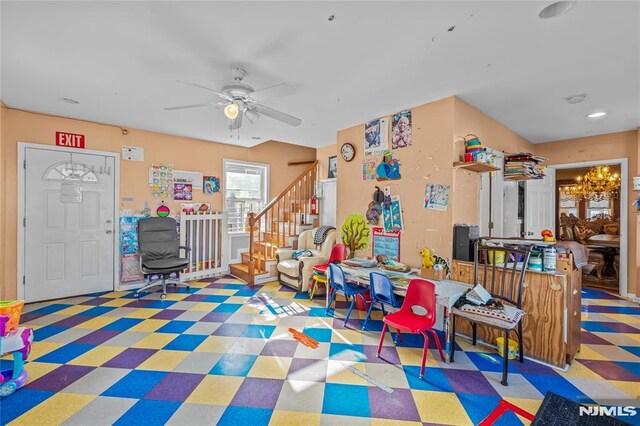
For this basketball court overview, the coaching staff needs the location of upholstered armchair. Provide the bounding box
[275,228,336,292]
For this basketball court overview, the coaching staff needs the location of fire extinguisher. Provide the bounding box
[310,195,319,215]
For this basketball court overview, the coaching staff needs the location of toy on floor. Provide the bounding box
[288,328,319,349]
[0,300,33,397]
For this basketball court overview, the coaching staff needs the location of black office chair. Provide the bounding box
[134,217,191,299]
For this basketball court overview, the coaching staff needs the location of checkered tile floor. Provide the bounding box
[1,277,638,425]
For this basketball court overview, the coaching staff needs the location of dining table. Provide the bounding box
[332,263,472,361]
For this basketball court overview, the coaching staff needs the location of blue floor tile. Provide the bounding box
[102,370,167,399]
[35,343,95,364]
[329,343,365,361]
[32,325,67,341]
[323,383,370,417]
[403,366,453,392]
[210,354,257,376]
[163,334,207,351]
[156,320,196,334]
[308,307,328,317]
[0,389,55,423]
[114,399,181,426]
[80,306,116,317]
[615,361,640,377]
[213,303,243,313]
[242,325,276,339]
[302,327,332,342]
[203,295,230,303]
[217,406,272,426]
[102,318,144,331]
[525,374,593,403]
[27,304,72,316]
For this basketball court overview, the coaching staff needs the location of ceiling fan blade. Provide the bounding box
[176,80,232,101]
[252,103,302,127]
[164,102,214,111]
[250,83,296,102]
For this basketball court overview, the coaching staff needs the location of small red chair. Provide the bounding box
[376,278,445,379]
[309,244,346,299]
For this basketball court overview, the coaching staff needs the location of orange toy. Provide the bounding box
[288,328,319,349]
[541,229,556,242]
[0,301,25,335]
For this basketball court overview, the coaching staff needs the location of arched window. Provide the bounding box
[42,162,98,183]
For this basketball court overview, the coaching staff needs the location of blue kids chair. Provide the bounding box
[326,263,368,327]
[361,272,402,330]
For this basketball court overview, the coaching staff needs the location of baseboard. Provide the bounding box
[625,293,639,302]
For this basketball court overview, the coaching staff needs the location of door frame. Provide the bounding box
[551,158,628,298]
[17,142,121,301]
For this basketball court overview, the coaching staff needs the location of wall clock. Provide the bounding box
[340,143,356,162]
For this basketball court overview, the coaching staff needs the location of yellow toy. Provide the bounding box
[420,248,435,269]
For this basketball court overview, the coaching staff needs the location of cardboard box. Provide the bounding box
[421,267,445,281]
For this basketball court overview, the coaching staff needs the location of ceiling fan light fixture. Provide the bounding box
[245,109,260,124]
[224,102,240,120]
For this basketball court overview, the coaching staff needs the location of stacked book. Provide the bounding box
[504,152,547,180]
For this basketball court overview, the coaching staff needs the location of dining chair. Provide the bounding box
[309,244,346,299]
[361,272,401,330]
[376,278,445,379]
[326,263,368,327]
[449,239,533,386]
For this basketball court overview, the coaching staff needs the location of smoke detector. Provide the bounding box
[565,94,587,104]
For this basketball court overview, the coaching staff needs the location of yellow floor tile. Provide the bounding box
[371,420,422,426]
[238,304,262,314]
[100,291,129,298]
[75,316,118,329]
[609,381,640,400]
[411,390,472,425]
[186,375,244,405]
[68,346,126,367]
[225,296,248,304]
[215,289,239,296]
[101,298,136,307]
[270,411,321,425]
[247,356,292,379]
[190,302,220,312]
[558,360,604,380]
[55,305,93,316]
[9,392,96,426]
[163,292,189,301]
[127,308,163,319]
[396,347,438,367]
[604,313,640,324]
[194,336,238,353]
[502,397,543,424]
[28,342,64,360]
[23,362,60,382]
[326,361,368,385]
[131,333,178,349]
[136,350,189,371]
[575,346,609,361]
[129,319,169,332]
[331,329,364,345]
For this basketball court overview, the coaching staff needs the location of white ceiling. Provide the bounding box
[1,1,638,148]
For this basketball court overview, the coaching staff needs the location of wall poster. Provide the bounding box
[362,159,378,181]
[391,110,412,149]
[372,227,401,262]
[382,196,403,232]
[424,183,450,211]
[364,117,389,156]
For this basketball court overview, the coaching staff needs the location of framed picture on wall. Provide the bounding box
[328,156,337,178]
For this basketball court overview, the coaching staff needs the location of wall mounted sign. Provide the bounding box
[122,145,144,161]
[56,131,85,149]
[372,227,401,262]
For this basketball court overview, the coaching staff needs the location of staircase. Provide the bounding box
[230,161,319,285]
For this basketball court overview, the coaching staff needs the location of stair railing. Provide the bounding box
[247,160,318,278]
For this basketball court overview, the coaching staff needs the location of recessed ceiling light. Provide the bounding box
[565,94,587,104]
[60,97,79,104]
[587,111,607,119]
[539,1,576,19]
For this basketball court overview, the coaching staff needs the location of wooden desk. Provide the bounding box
[587,234,620,247]
[451,257,581,368]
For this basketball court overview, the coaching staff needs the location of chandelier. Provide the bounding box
[561,165,620,201]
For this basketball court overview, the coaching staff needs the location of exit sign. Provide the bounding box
[56,132,85,149]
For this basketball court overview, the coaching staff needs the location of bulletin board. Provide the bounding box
[372,227,401,262]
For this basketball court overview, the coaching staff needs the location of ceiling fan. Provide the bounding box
[165,67,302,130]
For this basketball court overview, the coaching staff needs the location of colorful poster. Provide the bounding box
[382,196,403,231]
[391,110,412,149]
[424,183,450,211]
[362,159,378,181]
[372,227,401,262]
[203,176,220,194]
[149,164,174,199]
[364,117,389,156]
[174,183,193,201]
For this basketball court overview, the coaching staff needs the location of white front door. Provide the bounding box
[319,179,337,227]
[524,168,556,238]
[24,147,116,302]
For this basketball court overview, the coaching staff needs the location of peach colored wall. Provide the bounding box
[535,130,639,296]
[452,98,536,226]
[0,102,6,299]
[336,97,455,267]
[1,109,315,299]
[316,144,337,180]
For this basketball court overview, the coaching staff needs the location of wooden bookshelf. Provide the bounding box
[453,161,500,173]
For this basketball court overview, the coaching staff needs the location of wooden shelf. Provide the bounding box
[504,175,543,181]
[453,161,500,173]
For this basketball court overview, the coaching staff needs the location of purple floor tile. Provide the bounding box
[512,359,559,376]
[184,294,208,302]
[206,283,227,289]
[52,315,92,328]
[212,323,249,337]
[200,312,233,323]
[123,299,155,308]
[363,344,401,364]
[144,372,205,401]
[598,322,640,334]
[74,329,122,345]
[80,297,112,306]
[287,358,327,382]
[260,340,299,357]
[368,387,421,421]
[443,369,499,396]
[20,312,47,323]
[580,331,614,345]
[230,378,284,409]
[151,309,185,320]
[26,365,94,392]
[103,348,157,369]
[579,360,640,381]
